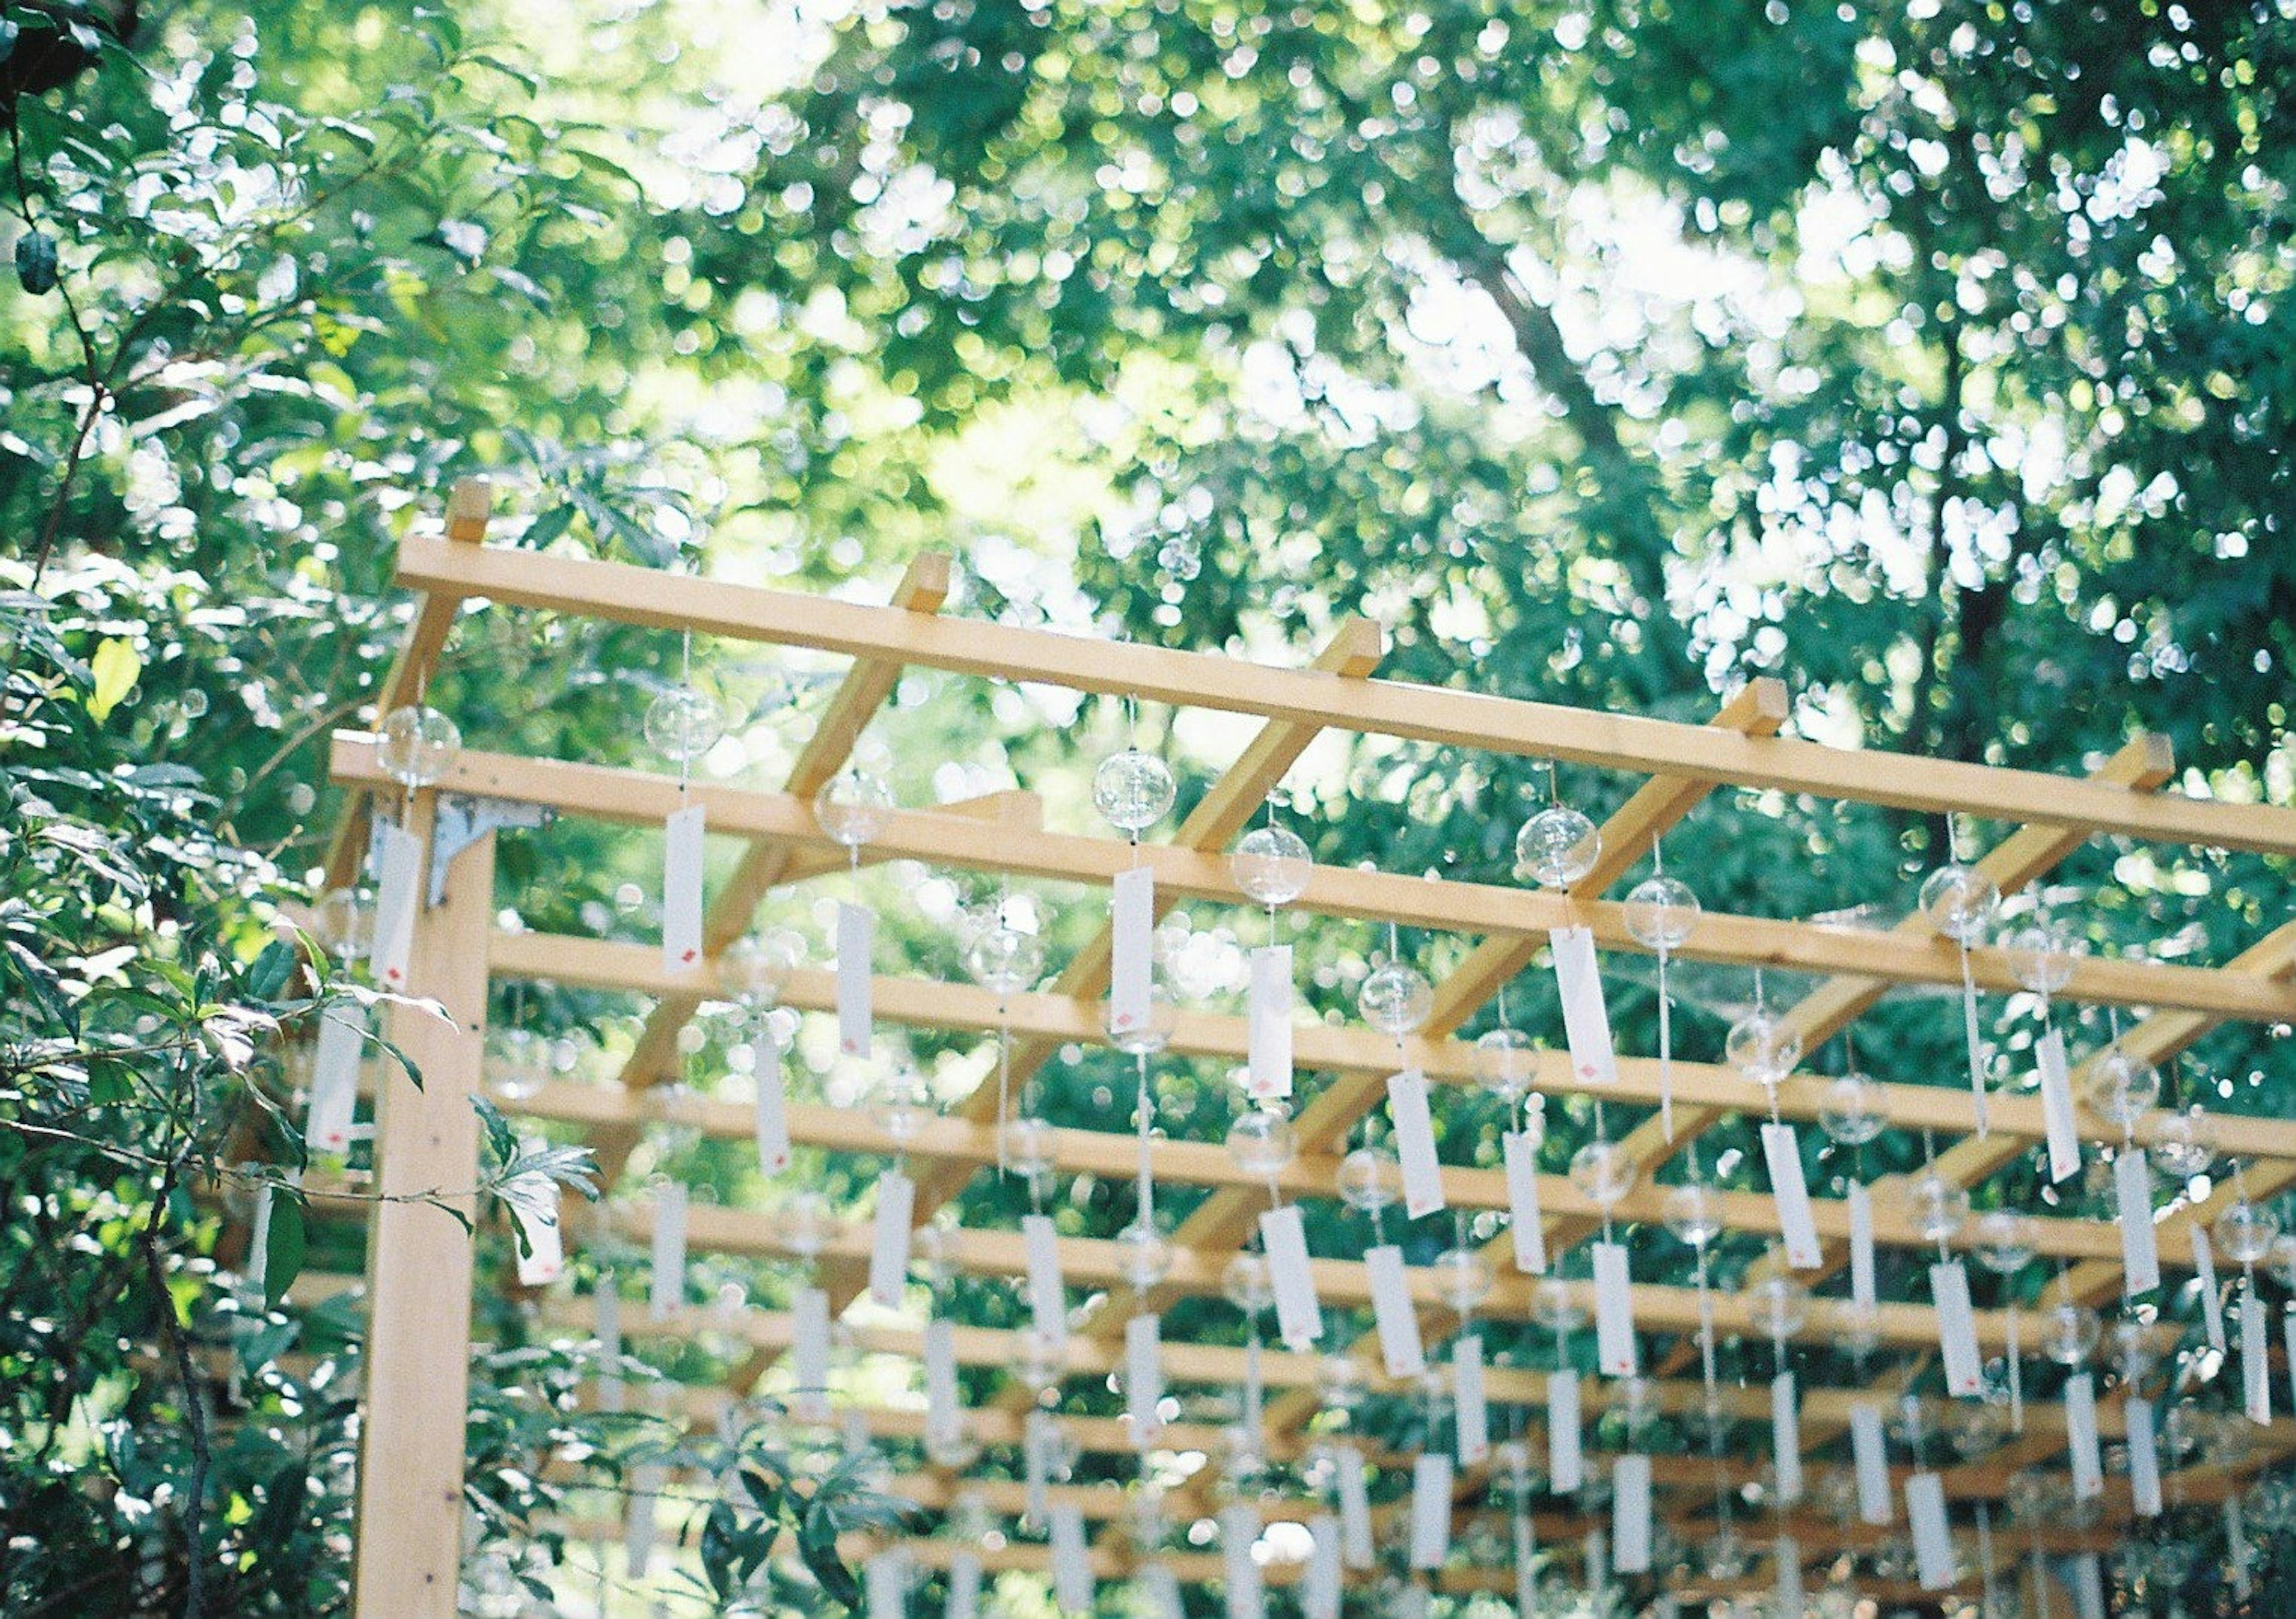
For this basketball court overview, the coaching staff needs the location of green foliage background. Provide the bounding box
[3,0,2294,1613]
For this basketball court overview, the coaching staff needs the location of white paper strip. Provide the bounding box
[1454,1334,1489,1465]
[368,821,422,991]
[2284,1308,2296,1421]
[1303,1516,1341,1619]
[2038,1029,2080,1184]
[1848,1180,1876,1308]
[1547,1369,1584,1493]
[1611,1454,1652,1574]
[1387,1069,1446,1218]
[2243,1285,2270,1424]
[1333,1444,1373,1569]
[1023,1211,1067,1348]
[866,1551,907,1619]
[1931,1260,1983,1396]
[1126,1312,1163,1446]
[596,1281,625,1413]
[624,1463,662,1577]
[1109,865,1156,1038]
[1549,926,1617,1085]
[305,1008,362,1155]
[2115,1148,2159,1295]
[753,1031,790,1175]
[513,1175,564,1287]
[1366,1244,1425,1378]
[1771,1371,1803,1502]
[1245,945,1293,1102]
[1222,1502,1264,1619]
[791,1284,831,1420]
[2072,1553,2105,1619]
[1592,1241,1637,1377]
[924,1316,960,1437]
[2126,1395,2163,1517]
[1024,1409,1054,1525]
[1849,1403,1892,1525]
[869,1169,915,1309]
[1049,1505,1092,1615]
[649,1181,688,1319]
[1511,1510,1537,1619]
[662,802,706,975]
[2193,1221,2227,1351]
[1774,1535,1804,1617]
[2063,1371,2103,1499]
[1139,1564,1185,1619]
[1260,1204,1323,1349]
[2228,1495,2253,1601]
[1409,1453,1453,1570]
[1502,1129,1547,1273]
[837,900,874,1058]
[947,1552,982,1619]
[1906,1471,1956,1590]
[246,1183,276,1292]
[1761,1122,1821,1269]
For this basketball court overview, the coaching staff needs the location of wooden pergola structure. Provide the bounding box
[325,481,2296,1618]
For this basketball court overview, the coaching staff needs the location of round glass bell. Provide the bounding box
[725,929,804,1006]
[1103,985,1178,1055]
[1749,1274,1809,1340]
[2270,1232,2296,1291]
[1017,1328,1066,1394]
[1316,1355,1366,1413]
[491,1027,548,1102]
[912,1220,959,1289]
[377,704,461,787]
[2039,1300,2102,1366]
[1092,747,1176,833]
[1472,1026,1536,1104]
[1433,1247,1494,1315]
[999,1116,1058,1181]
[2082,1047,2161,1127]
[1568,1139,1636,1208]
[1818,1073,1886,1146]
[1231,823,1312,906]
[1662,1183,1723,1247]
[782,1190,833,1258]
[1831,1299,1884,1357]
[1115,1221,1173,1291]
[1900,1169,1971,1245]
[1516,803,1601,890]
[645,685,726,763]
[1918,861,2001,945]
[923,1417,981,1471]
[1950,1398,2009,1458]
[2005,917,2081,995]
[2148,1104,2216,1181]
[1702,1528,1752,1580]
[2215,1199,2282,1266]
[1221,1251,1274,1315]
[963,920,1045,997]
[1532,1278,1586,1334]
[1357,959,1434,1037]
[1622,873,1699,951]
[1971,1209,2037,1275]
[1724,1008,1802,1087]
[1225,1107,1297,1180]
[2111,1319,2158,1383]
[868,1068,933,1145]
[1335,1144,1399,1213]
[813,769,894,848]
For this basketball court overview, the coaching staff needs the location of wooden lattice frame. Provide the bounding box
[330,482,2296,1618]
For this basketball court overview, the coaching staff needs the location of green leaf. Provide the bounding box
[247,939,296,1001]
[86,638,141,722]
[798,1497,863,1610]
[261,1188,306,1311]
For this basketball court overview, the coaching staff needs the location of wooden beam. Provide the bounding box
[349,793,495,1619]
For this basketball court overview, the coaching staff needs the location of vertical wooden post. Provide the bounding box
[351,791,494,1618]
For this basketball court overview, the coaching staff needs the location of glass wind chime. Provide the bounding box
[1916,817,2002,1135]
[1727,972,1820,1271]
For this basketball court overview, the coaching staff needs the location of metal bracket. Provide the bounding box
[429,793,553,907]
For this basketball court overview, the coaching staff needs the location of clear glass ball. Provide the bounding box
[1232,824,1312,906]
[868,1069,933,1144]
[1516,804,1602,889]
[1702,1529,1752,1581]
[1532,1278,1586,1334]
[1317,1356,1366,1413]
[2270,1233,2296,1292]
[651,1082,705,1160]
[963,922,1045,997]
[1750,1274,1809,1340]
[1818,1073,1886,1146]
[1950,1398,2009,1459]
[1115,1221,1173,1291]
[1092,747,1176,833]
[1221,1251,1274,1315]
[310,887,365,962]
[1472,1027,1537,1104]
[1433,1247,1494,1315]
[2083,1047,2162,1127]
[2215,1200,2283,1267]
[1623,874,1700,951]
[1225,1107,1297,1180]
[1831,1299,1884,1357]
[1568,1139,1636,1208]
[644,685,726,763]
[1901,1169,1971,1245]
[1358,959,1434,1037]
[1018,1328,1066,1394]
[783,1190,833,1258]
[2111,1319,2158,1383]
[2248,1473,2296,1534]
[999,1116,1058,1182]
[1971,1209,2038,1276]
[923,1418,981,1471]
[2148,1104,2216,1181]
[912,1220,959,1288]
[1335,1144,1399,1213]
[2040,1300,2102,1366]
[2158,1402,2201,1462]
[1104,985,1178,1056]
[1724,1008,1802,1087]
[377,704,461,787]
[2005,918,2081,995]
[725,929,804,1006]
[813,769,894,848]
[1663,1183,1724,1248]
[1918,861,2001,945]
[491,1027,548,1102]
